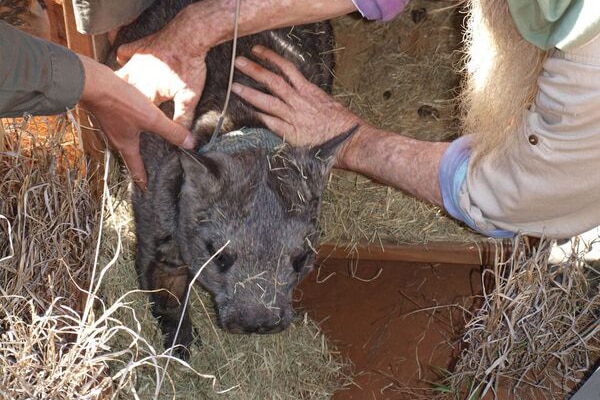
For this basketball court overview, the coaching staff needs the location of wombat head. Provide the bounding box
[176,127,356,334]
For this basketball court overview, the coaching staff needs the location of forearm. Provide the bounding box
[0,22,84,117]
[339,124,449,207]
[182,0,357,51]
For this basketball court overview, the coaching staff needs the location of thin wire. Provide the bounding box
[204,0,242,151]
[222,0,242,118]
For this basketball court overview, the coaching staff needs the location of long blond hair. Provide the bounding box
[460,0,547,164]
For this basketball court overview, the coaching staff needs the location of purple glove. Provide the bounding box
[352,0,409,21]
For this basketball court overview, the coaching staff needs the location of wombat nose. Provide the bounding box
[222,308,289,334]
[243,314,287,334]
[254,324,285,334]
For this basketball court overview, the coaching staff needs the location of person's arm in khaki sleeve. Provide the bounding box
[0,22,194,188]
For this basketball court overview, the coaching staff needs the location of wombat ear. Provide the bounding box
[178,150,222,191]
[311,124,360,164]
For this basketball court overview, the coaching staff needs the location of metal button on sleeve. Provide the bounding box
[528,135,539,145]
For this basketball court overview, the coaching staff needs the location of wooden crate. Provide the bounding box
[49,1,504,266]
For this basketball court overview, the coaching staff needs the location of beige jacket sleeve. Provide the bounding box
[0,22,84,117]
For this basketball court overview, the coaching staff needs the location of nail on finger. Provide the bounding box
[181,134,195,149]
[231,83,242,94]
[235,57,248,67]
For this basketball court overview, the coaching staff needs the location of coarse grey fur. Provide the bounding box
[110,0,354,358]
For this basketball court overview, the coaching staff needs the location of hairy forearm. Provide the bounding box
[339,124,450,207]
[183,0,356,50]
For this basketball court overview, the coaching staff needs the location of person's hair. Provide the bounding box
[459,0,547,165]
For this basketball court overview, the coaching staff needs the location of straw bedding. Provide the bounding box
[442,238,600,399]
[384,238,600,400]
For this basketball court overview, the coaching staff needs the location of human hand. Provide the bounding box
[231,45,361,157]
[77,55,195,188]
[115,7,208,128]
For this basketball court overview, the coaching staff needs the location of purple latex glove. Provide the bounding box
[352,0,409,21]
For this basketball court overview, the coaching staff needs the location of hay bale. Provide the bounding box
[0,115,111,398]
[321,1,482,246]
[0,115,93,310]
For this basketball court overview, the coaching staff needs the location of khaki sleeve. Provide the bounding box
[0,22,84,118]
[73,0,155,34]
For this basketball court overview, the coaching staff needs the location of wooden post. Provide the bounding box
[60,0,110,185]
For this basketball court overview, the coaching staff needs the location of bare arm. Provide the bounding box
[181,0,357,46]
[230,46,448,207]
[339,125,448,206]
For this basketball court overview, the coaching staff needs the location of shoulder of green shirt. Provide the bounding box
[508,0,600,51]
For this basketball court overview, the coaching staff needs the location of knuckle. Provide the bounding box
[271,75,287,90]
[266,97,279,110]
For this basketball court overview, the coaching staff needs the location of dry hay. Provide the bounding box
[388,237,600,399]
[0,115,115,398]
[445,238,600,399]
[321,0,481,246]
[0,117,349,399]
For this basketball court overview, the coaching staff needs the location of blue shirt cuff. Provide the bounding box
[439,136,515,239]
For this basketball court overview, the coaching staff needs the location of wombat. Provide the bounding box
[111,0,355,358]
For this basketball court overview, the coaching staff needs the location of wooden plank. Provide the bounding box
[317,241,509,266]
[45,0,67,46]
[60,0,108,184]
[61,0,93,57]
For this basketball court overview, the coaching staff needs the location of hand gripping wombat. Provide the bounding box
[111,0,355,357]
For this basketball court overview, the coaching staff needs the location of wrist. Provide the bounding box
[78,55,110,106]
[336,120,368,170]
[183,0,236,50]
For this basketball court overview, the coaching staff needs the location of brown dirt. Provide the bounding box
[296,258,483,399]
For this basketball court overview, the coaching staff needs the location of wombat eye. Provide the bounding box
[206,241,236,273]
[292,250,313,274]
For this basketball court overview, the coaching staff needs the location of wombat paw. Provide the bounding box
[165,326,202,360]
[170,344,192,361]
